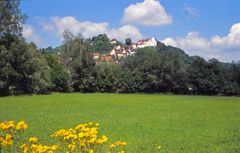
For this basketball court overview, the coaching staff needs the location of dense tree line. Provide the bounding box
[0,0,239,96]
[0,0,51,96]
[121,47,240,95]
[44,33,240,96]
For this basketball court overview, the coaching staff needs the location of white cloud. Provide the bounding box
[211,23,240,48]
[177,32,211,52]
[41,16,142,41]
[41,16,108,39]
[122,0,172,26]
[22,24,42,45]
[162,23,240,62]
[162,37,177,47]
[184,5,199,16]
[162,32,217,59]
[108,25,142,42]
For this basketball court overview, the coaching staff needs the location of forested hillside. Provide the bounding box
[1,0,240,96]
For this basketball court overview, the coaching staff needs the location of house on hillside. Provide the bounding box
[136,37,157,48]
[110,45,129,60]
[101,55,113,62]
[115,50,126,59]
[131,43,137,49]
[92,52,101,60]
[126,47,135,56]
[110,38,117,45]
[110,45,121,55]
[104,37,159,62]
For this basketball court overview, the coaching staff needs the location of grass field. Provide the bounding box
[0,93,240,153]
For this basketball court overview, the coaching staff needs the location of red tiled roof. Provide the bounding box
[101,55,112,62]
[137,38,151,45]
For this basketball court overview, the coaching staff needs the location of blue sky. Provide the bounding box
[20,0,240,62]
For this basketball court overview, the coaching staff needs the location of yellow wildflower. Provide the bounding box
[16,121,28,130]
[29,136,38,143]
[0,136,3,142]
[51,145,59,151]
[20,144,28,153]
[110,144,116,148]
[1,134,13,146]
[0,121,15,130]
[110,141,127,148]
[68,143,76,151]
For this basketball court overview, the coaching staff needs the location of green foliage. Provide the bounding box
[60,31,96,92]
[222,82,240,96]
[125,38,132,46]
[0,40,51,96]
[0,0,239,96]
[117,69,141,93]
[0,45,10,96]
[121,47,188,93]
[187,57,240,95]
[72,52,96,92]
[0,0,26,38]
[0,0,51,96]
[40,46,63,54]
[95,63,120,92]
[187,57,210,94]
[90,34,113,53]
[43,53,71,92]
[156,42,192,65]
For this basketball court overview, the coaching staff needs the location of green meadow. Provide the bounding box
[0,93,239,153]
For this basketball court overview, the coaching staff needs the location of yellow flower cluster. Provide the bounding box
[110,141,127,148]
[0,120,28,131]
[0,134,13,146]
[16,121,28,130]
[29,137,38,143]
[0,120,128,153]
[109,141,127,153]
[20,138,59,153]
[0,121,15,130]
[0,120,28,149]
[51,122,110,152]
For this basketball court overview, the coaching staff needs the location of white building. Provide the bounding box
[131,43,137,49]
[108,37,158,61]
[110,39,117,45]
[136,37,157,48]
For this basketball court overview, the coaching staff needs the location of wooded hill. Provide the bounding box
[1,0,240,96]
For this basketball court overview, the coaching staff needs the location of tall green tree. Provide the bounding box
[0,0,25,35]
[125,38,132,46]
[43,53,70,92]
[0,0,51,96]
[95,63,120,92]
[122,47,188,93]
[221,62,240,95]
[187,57,208,94]
[0,0,26,46]
[90,34,113,53]
[60,31,96,92]
[0,41,51,95]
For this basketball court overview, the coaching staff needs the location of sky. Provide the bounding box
[20,0,240,62]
